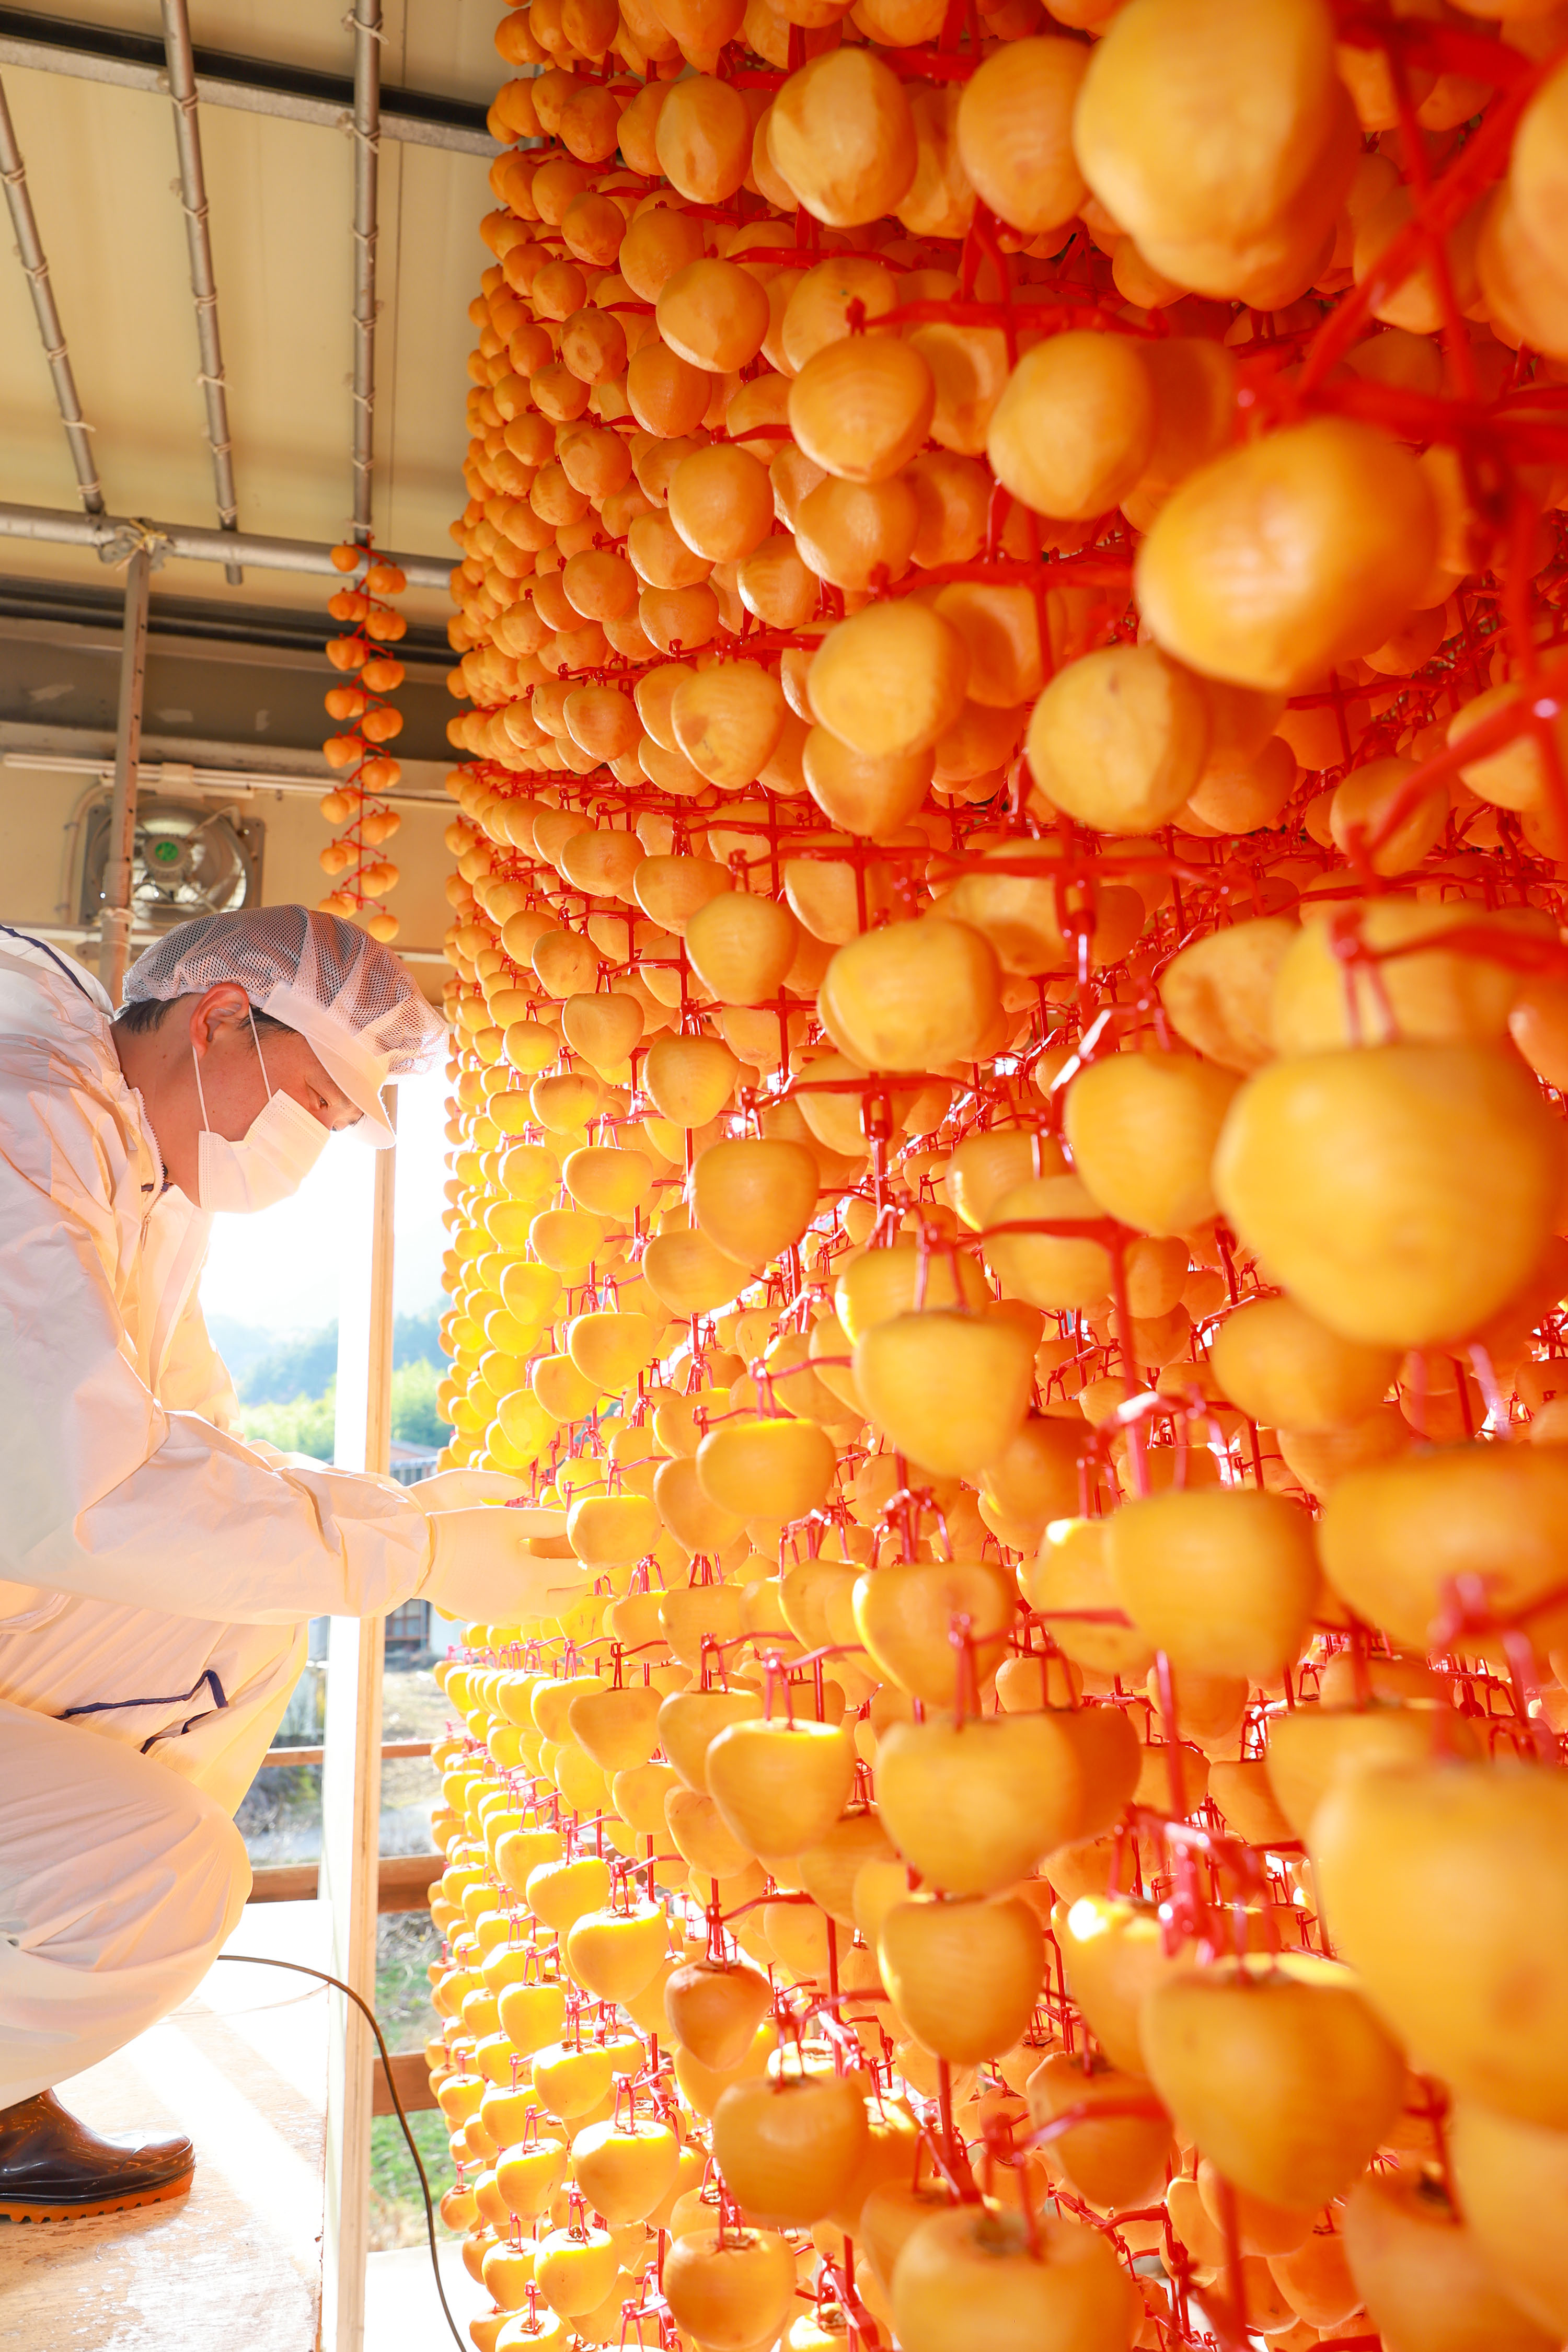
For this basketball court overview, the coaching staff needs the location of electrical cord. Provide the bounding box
[215,1954,467,2352]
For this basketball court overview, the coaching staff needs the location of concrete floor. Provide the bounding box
[0,1901,330,2351]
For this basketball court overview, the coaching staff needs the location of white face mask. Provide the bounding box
[191,1009,329,1213]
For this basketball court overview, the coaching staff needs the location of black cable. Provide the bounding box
[215,1953,467,2352]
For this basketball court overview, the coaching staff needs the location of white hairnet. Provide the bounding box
[122,906,445,1143]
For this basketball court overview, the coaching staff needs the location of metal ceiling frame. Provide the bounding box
[0,5,463,901]
[1,9,470,599]
[0,6,495,154]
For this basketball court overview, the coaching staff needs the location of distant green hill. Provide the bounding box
[217,1313,451,1462]
[217,1312,446,1403]
[236,1362,449,1461]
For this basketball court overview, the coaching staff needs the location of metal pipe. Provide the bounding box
[0,72,104,515]
[97,544,150,1001]
[0,13,494,155]
[0,499,453,589]
[350,0,381,545]
[6,750,454,806]
[159,0,241,584]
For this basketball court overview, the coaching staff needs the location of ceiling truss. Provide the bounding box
[0,3,491,581]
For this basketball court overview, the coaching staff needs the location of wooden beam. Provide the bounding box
[260,1739,432,1769]
[248,1853,441,1913]
[373,2049,436,2117]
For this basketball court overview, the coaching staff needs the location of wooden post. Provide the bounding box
[320,1087,397,2352]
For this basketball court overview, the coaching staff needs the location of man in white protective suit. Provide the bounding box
[0,906,578,2222]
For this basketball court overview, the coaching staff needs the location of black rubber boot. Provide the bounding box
[0,2090,195,2221]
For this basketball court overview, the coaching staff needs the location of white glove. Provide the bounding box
[421,1505,586,1625]
[408,1469,535,1514]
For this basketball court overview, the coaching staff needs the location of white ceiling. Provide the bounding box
[0,0,503,625]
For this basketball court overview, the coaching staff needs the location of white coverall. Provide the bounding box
[0,933,466,2104]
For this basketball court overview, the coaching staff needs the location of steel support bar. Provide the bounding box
[350,0,380,545]
[0,71,103,513]
[4,751,453,805]
[321,1092,397,2352]
[0,7,494,154]
[160,0,241,582]
[97,543,149,1001]
[0,499,452,589]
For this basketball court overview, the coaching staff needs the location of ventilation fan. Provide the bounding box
[79,795,265,930]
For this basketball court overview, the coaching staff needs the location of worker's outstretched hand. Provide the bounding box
[421,1503,586,1627]
[406,1468,557,1518]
